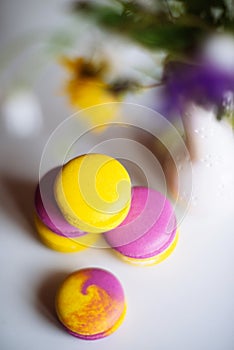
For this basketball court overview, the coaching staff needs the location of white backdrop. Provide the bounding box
[0,1,234,350]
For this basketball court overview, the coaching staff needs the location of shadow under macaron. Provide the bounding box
[0,175,38,239]
[35,270,70,331]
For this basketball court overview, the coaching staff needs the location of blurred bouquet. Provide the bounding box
[68,0,234,126]
[3,1,234,132]
[1,0,234,212]
[63,0,234,213]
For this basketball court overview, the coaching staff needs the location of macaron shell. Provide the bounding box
[55,268,126,339]
[34,214,97,253]
[116,230,179,266]
[35,167,84,238]
[104,187,177,260]
[54,154,131,233]
[66,304,127,340]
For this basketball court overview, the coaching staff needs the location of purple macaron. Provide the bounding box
[35,167,85,238]
[104,186,178,265]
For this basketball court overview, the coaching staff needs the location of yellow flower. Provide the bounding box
[61,57,119,127]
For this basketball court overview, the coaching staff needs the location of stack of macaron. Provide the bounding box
[34,152,179,340]
[34,153,178,262]
[34,153,132,252]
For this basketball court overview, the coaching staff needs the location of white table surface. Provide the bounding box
[0,1,234,350]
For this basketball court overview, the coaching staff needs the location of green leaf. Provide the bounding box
[131,23,203,52]
[72,0,234,54]
[176,0,228,25]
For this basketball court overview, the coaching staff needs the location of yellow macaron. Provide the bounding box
[34,214,98,253]
[54,154,131,233]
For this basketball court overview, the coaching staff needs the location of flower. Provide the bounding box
[161,61,234,122]
[61,56,119,126]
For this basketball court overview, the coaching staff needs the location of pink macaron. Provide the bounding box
[34,167,84,238]
[104,186,178,265]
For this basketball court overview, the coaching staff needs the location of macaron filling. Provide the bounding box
[116,231,179,266]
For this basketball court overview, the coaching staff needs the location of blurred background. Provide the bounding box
[0,1,234,350]
[0,0,234,210]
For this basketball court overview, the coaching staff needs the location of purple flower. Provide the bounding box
[161,61,234,117]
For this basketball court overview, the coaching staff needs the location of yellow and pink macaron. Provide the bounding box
[104,186,178,266]
[55,268,126,340]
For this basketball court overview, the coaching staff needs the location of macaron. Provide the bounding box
[54,153,131,233]
[35,167,84,238]
[55,268,126,340]
[104,186,178,266]
[34,214,98,253]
